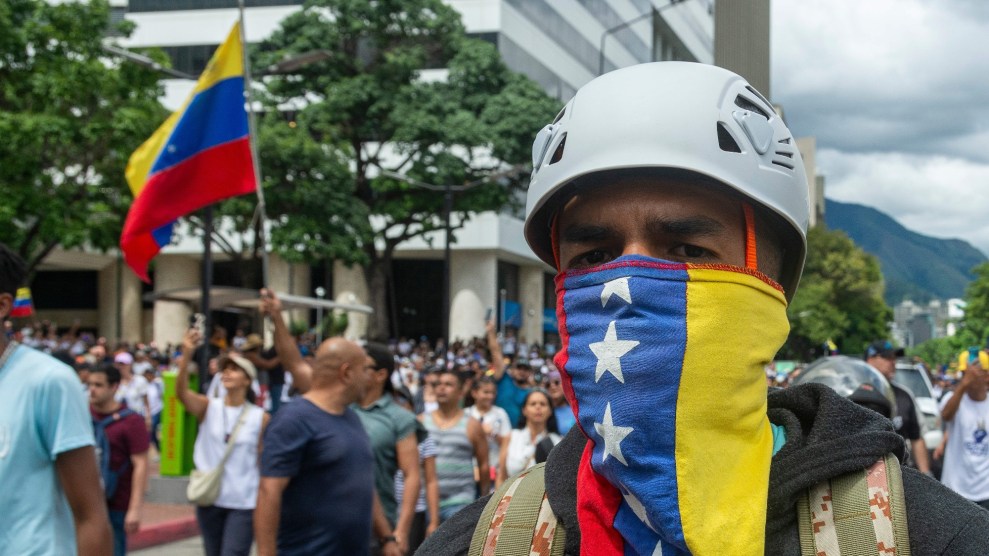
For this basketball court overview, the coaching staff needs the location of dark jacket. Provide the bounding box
[418,384,989,555]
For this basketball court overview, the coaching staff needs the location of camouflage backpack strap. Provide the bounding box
[797,453,911,555]
[468,462,567,556]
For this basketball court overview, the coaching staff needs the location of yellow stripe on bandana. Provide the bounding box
[676,268,790,555]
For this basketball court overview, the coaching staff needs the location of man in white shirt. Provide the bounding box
[939,352,989,509]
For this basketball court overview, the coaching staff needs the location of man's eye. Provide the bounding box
[673,244,710,259]
[571,250,611,268]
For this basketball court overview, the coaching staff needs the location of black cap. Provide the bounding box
[865,340,904,360]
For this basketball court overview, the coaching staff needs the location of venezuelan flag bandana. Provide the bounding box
[554,255,790,555]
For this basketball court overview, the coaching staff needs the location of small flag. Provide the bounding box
[120,22,256,281]
[11,287,33,317]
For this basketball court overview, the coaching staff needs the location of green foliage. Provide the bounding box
[909,336,964,370]
[782,227,893,360]
[0,0,167,273]
[251,0,561,338]
[957,262,989,346]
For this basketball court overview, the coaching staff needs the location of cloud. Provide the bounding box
[773,0,989,258]
[772,0,989,163]
[819,149,989,256]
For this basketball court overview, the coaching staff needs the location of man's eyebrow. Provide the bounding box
[560,224,615,243]
[646,216,725,237]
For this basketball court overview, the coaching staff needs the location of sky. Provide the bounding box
[771,0,989,256]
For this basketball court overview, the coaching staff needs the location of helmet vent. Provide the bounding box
[552,107,567,124]
[717,123,741,153]
[772,160,794,170]
[778,137,791,144]
[745,86,774,114]
[734,95,770,119]
[549,133,567,165]
[775,151,793,159]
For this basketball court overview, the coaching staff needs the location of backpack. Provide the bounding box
[93,408,136,500]
[469,453,910,556]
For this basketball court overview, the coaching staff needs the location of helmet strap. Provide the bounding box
[743,203,758,271]
[550,214,562,271]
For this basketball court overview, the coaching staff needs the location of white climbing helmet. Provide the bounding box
[524,62,810,300]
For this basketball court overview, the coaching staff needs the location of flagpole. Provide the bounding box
[199,206,214,393]
[238,1,270,287]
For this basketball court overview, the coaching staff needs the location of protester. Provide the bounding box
[114,351,152,423]
[465,375,511,489]
[88,363,150,556]
[421,368,489,522]
[240,333,287,413]
[864,340,931,474]
[938,351,989,509]
[419,62,989,555]
[497,389,560,486]
[544,368,576,435]
[485,321,533,428]
[354,342,421,555]
[0,243,113,555]
[393,389,441,552]
[256,289,401,556]
[177,329,269,556]
[143,363,164,456]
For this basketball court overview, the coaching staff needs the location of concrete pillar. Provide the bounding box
[268,254,310,325]
[153,255,199,347]
[449,251,497,341]
[98,259,143,343]
[333,260,369,341]
[519,265,545,347]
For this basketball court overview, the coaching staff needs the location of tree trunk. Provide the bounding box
[365,252,392,342]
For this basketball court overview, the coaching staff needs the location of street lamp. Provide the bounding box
[314,286,327,344]
[598,0,688,76]
[382,166,527,350]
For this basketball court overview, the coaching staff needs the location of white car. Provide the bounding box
[895,362,943,451]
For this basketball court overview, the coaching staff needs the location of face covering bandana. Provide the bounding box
[553,255,790,555]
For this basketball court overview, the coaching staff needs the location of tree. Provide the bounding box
[252,0,561,339]
[957,262,989,347]
[0,0,167,275]
[782,227,892,360]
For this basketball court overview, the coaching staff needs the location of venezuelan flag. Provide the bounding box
[121,23,256,281]
[10,287,33,317]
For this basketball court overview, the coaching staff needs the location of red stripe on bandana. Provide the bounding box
[577,441,625,555]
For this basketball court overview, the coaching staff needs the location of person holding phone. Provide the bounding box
[938,349,989,508]
[176,328,269,556]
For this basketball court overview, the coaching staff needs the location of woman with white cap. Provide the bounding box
[177,329,269,556]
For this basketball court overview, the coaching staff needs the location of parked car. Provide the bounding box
[895,362,943,460]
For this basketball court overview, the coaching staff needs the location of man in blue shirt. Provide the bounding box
[257,289,402,556]
[0,243,112,555]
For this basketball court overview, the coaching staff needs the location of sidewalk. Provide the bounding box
[130,459,199,551]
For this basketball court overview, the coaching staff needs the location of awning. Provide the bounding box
[143,286,373,314]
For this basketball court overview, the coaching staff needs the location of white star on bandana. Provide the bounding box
[600,277,632,307]
[590,320,639,383]
[595,402,634,465]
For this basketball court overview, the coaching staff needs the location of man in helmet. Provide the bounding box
[865,340,931,475]
[418,63,988,555]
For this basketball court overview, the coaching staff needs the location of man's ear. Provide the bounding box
[0,293,12,321]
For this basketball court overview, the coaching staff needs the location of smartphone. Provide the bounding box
[970,347,981,364]
[485,308,493,322]
[190,313,205,337]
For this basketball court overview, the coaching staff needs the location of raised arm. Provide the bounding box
[942,366,980,422]
[176,329,209,421]
[260,288,313,394]
[486,320,506,381]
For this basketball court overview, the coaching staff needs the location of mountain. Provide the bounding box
[824,199,987,304]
